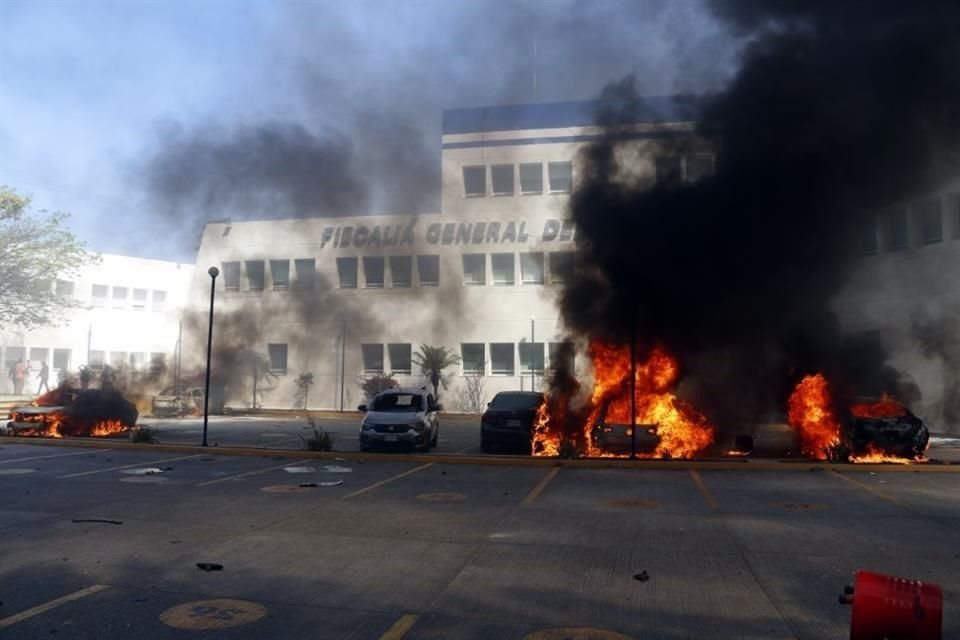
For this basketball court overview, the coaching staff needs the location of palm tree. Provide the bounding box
[412,345,460,399]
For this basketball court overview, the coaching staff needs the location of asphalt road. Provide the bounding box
[0,442,958,639]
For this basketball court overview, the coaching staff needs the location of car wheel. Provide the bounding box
[481,435,493,454]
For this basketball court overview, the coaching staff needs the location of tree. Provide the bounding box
[360,372,398,402]
[456,361,487,413]
[0,186,98,329]
[412,345,460,399]
[294,372,314,410]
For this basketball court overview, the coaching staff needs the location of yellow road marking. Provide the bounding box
[195,460,310,487]
[342,463,434,499]
[828,470,912,510]
[0,585,109,629]
[58,454,202,478]
[379,613,419,640]
[0,449,112,465]
[522,467,561,505]
[689,469,719,509]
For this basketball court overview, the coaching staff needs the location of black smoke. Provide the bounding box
[561,1,959,428]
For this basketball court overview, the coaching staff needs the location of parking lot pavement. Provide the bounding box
[0,443,958,639]
[139,413,483,454]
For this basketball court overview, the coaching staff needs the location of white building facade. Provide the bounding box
[1,254,194,396]
[184,100,710,411]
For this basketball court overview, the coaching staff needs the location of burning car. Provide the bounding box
[590,401,659,456]
[4,387,138,438]
[847,397,930,459]
[151,386,204,417]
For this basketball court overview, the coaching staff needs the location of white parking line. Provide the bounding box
[0,449,112,465]
[0,585,110,629]
[195,459,311,487]
[58,454,202,478]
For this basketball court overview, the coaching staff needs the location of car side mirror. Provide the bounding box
[486,402,492,407]
[435,403,444,412]
[358,404,367,412]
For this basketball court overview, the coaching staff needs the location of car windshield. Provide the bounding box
[371,393,423,412]
[490,393,543,410]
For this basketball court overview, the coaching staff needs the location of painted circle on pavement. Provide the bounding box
[160,599,267,630]
[525,629,633,640]
[0,468,36,475]
[416,492,466,502]
[261,484,310,493]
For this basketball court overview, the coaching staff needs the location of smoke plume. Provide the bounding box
[560,1,960,429]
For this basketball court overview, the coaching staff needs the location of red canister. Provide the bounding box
[848,570,942,640]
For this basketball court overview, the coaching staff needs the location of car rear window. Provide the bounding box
[372,393,423,412]
[490,393,544,410]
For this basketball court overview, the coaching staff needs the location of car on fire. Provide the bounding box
[590,401,660,456]
[4,388,139,438]
[358,387,440,452]
[480,391,545,453]
[846,397,930,458]
[151,386,205,417]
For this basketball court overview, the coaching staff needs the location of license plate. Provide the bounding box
[383,434,399,442]
[507,419,522,427]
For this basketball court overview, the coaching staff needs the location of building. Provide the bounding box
[183,99,712,411]
[0,254,194,396]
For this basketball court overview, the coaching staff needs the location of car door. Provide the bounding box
[426,393,439,432]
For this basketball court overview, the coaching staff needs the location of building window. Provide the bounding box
[519,342,545,374]
[271,260,290,290]
[53,348,71,371]
[491,253,515,286]
[152,290,166,311]
[491,164,514,196]
[548,161,572,193]
[462,254,486,286]
[149,353,166,375]
[918,197,942,245]
[29,347,49,366]
[111,286,128,309]
[131,288,148,310]
[222,261,241,291]
[656,156,683,186]
[55,279,74,298]
[388,343,412,375]
[91,284,108,307]
[461,343,485,375]
[389,256,412,288]
[463,166,486,197]
[245,260,265,291]
[861,217,878,256]
[519,162,543,194]
[885,208,908,251]
[337,257,358,289]
[549,252,574,284]
[363,256,385,288]
[490,343,515,376]
[417,255,440,287]
[686,155,714,182]
[88,350,105,369]
[294,258,315,290]
[130,352,145,370]
[520,252,545,284]
[110,351,127,368]
[549,342,576,373]
[267,343,288,375]
[361,343,384,374]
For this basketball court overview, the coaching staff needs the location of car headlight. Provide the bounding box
[361,421,374,431]
[412,421,425,431]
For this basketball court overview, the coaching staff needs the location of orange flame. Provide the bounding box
[787,373,842,459]
[850,443,923,464]
[849,393,907,419]
[532,341,714,458]
[91,420,126,437]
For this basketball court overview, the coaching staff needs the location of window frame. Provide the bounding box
[389,256,412,288]
[490,253,515,286]
[461,343,485,375]
[520,252,545,285]
[462,253,486,286]
[132,288,148,310]
[388,343,412,375]
[363,256,385,289]
[245,260,265,291]
[519,162,544,195]
[152,290,167,311]
[417,255,440,287]
[489,343,515,376]
[361,343,384,374]
[337,257,359,289]
[270,259,290,290]
[519,342,546,374]
[222,261,241,291]
[548,252,574,285]
[547,161,572,194]
[463,165,487,197]
[490,164,515,196]
[267,343,288,375]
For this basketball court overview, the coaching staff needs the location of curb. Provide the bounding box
[1,436,957,472]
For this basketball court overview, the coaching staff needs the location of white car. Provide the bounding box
[358,388,441,452]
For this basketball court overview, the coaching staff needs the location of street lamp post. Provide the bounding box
[201,266,219,447]
[530,316,536,392]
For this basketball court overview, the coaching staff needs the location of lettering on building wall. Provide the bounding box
[320,218,574,249]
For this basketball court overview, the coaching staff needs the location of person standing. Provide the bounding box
[13,358,26,395]
[36,360,50,394]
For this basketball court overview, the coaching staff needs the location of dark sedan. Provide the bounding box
[480,391,545,453]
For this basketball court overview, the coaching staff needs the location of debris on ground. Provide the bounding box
[318,480,344,487]
[335,457,347,462]
[121,468,164,475]
[72,519,122,525]
[196,562,224,572]
[321,465,352,473]
[299,483,318,488]
[283,466,315,473]
[633,571,650,582]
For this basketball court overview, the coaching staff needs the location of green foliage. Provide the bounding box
[301,417,334,451]
[412,345,461,398]
[0,186,99,329]
[361,372,399,401]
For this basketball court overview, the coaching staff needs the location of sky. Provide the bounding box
[0,0,738,262]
